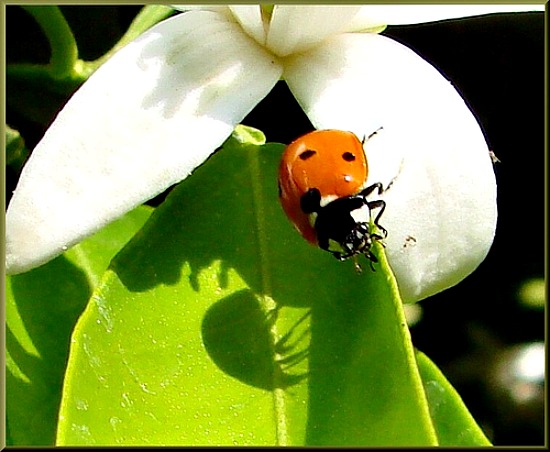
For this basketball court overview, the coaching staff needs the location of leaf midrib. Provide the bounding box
[246,143,292,446]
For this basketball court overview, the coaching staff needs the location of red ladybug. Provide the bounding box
[278,129,386,267]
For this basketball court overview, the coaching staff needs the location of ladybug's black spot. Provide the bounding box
[342,152,355,162]
[300,188,321,214]
[299,149,316,160]
[277,181,282,198]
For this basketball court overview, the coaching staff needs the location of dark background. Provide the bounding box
[6,6,546,446]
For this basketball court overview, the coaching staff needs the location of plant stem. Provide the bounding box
[21,5,78,79]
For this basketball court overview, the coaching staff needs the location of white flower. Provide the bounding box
[5,5,543,301]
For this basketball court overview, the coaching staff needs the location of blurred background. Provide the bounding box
[5,6,545,446]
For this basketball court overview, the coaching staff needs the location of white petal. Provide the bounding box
[171,5,230,14]
[266,5,361,57]
[285,34,497,302]
[6,10,282,275]
[351,4,544,27]
[229,5,267,46]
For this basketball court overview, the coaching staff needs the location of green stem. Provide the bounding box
[21,5,78,79]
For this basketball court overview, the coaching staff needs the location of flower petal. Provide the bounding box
[266,5,361,57]
[285,34,497,302]
[171,5,230,14]
[228,5,267,46]
[350,4,544,27]
[6,10,282,275]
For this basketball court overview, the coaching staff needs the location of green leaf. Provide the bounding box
[305,244,437,446]
[56,129,442,446]
[416,351,492,446]
[62,205,154,286]
[6,205,152,446]
[5,125,29,171]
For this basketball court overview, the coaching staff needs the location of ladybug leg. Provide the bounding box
[365,251,378,272]
[356,184,386,237]
[367,199,387,238]
[358,182,384,198]
[352,255,363,274]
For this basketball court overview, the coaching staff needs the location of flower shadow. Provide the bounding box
[110,139,325,310]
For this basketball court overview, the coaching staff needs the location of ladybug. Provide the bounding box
[278,129,387,269]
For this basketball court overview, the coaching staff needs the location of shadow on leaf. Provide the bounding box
[111,141,319,310]
[6,255,91,445]
[201,289,307,390]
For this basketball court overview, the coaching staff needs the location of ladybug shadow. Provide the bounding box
[109,142,321,390]
[201,289,309,390]
[110,140,375,394]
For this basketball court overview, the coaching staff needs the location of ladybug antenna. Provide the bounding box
[362,126,384,145]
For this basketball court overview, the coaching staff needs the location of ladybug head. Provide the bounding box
[300,188,322,213]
